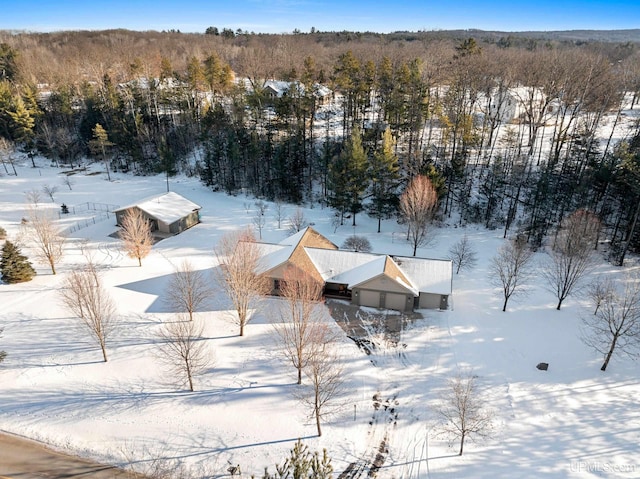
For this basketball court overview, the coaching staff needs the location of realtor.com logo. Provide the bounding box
[570,461,637,474]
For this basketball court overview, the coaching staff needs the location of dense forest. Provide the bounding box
[1,28,640,263]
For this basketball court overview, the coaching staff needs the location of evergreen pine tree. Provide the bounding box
[262,439,333,479]
[1,240,36,283]
[326,149,350,225]
[367,127,400,232]
[89,123,113,181]
[327,127,368,226]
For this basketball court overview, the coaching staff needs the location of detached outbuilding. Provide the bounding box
[114,192,201,236]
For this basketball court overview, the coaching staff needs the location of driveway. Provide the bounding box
[0,432,130,479]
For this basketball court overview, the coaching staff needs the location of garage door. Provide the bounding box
[385,293,408,311]
[359,290,381,308]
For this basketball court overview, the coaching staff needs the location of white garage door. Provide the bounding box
[385,293,408,311]
[359,290,381,308]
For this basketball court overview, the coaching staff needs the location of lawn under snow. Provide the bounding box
[0,160,639,478]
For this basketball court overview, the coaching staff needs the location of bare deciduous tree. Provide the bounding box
[23,205,65,275]
[61,175,74,191]
[288,208,308,234]
[585,276,615,315]
[543,209,599,310]
[489,235,534,312]
[296,341,345,436]
[42,184,59,202]
[215,228,269,336]
[581,273,640,371]
[399,175,438,256]
[273,201,287,229]
[156,316,211,391]
[60,267,118,362]
[273,269,332,384]
[164,260,211,321]
[448,234,478,274]
[254,200,268,216]
[24,189,42,206]
[119,208,153,267]
[253,201,267,239]
[436,373,494,456]
[0,137,17,176]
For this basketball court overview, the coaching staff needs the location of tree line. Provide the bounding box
[1,31,640,259]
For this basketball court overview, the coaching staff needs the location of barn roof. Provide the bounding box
[115,192,201,225]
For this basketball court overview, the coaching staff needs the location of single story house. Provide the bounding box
[114,192,201,235]
[261,80,333,107]
[257,227,452,312]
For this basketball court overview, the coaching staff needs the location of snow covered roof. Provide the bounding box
[237,78,332,99]
[258,229,452,297]
[115,192,201,225]
[305,249,419,295]
[256,227,338,275]
[257,243,293,273]
[391,256,453,296]
[264,80,293,97]
[304,248,381,280]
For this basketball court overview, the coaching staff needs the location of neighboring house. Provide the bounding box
[261,80,333,107]
[114,192,201,236]
[257,227,452,312]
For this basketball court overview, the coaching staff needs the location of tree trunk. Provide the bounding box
[556,297,564,310]
[502,296,508,312]
[600,334,619,371]
[459,432,465,455]
[618,199,640,267]
[297,367,302,385]
[377,217,381,234]
[315,406,322,436]
[102,154,111,182]
[187,360,194,391]
[100,343,108,362]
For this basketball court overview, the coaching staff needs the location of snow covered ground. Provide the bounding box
[1,159,639,478]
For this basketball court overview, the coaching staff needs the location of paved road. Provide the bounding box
[0,432,130,479]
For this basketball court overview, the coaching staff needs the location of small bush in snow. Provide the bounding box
[342,235,372,253]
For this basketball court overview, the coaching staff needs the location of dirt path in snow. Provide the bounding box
[327,300,422,479]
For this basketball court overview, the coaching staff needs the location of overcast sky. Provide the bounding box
[1,0,638,33]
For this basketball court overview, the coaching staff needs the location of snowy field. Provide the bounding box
[0,159,639,478]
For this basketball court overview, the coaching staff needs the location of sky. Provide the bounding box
[1,0,639,34]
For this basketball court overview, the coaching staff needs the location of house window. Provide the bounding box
[274,279,281,290]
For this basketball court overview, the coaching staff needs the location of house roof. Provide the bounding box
[304,247,381,280]
[257,227,338,276]
[259,80,332,99]
[114,192,201,225]
[258,228,452,298]
[257,243,292,273]
[305,249,419,295]
[390,256,453,296]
